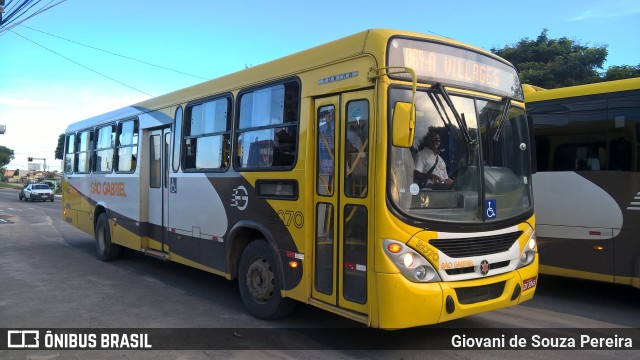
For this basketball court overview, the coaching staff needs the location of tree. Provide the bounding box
[55,133,65,160]
[491,29,607,88]
[602,65,640,81]
[0,145,15,169]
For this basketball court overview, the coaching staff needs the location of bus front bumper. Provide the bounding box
[374,259,538,329]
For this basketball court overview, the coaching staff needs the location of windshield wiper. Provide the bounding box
[427,91,453,129]
[492,96,511,141]
[431,83,475,145]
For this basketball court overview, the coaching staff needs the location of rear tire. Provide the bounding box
[95,213,123,261]
[238,240,295,320]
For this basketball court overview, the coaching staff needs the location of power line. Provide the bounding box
[0,0,64,35]
[1,0,43,28]
[3,0,19,14]
[19,24,211,81]
[5,0,49,26]
[11,29,154,97]
[1,0,38,25]
[1,0,206,97]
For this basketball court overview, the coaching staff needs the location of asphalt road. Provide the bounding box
[0,187,638,359]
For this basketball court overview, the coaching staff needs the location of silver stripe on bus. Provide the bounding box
[628,193,640,209]
[629,192,640,210]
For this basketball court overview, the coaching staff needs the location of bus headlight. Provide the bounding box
[383,239,441,283]
[517,231,537,268]
[401,252,414,267]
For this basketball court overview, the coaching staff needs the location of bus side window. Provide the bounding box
[94,124,115,173]
[534,135,550,172]
[183,97,230,171]
[76,129,93,174]
[236,82,299,169]
[609,138,632,171]
[116,119,139,173]
[64,133,76,174]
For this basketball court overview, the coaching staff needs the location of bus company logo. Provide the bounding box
[231,186,249,211]
[480,260,490,275]
[7,330,39,348]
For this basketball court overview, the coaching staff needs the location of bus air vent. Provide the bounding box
[455,281,505,304]
[429,231,522,257]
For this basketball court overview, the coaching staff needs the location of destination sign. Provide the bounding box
[388,38,523,100]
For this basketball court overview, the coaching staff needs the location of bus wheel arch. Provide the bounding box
[227,223,283,280]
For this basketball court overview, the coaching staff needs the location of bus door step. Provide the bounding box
[142,248,170,261]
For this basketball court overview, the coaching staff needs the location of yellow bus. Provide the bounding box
[525,77,640,288]
[62,29,538,329]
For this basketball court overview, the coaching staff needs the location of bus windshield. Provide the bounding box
[389,88,533,223]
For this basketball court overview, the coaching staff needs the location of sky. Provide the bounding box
[1,0,639,172]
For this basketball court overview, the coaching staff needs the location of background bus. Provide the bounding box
[62,29,538,329]
[525,77,640,288]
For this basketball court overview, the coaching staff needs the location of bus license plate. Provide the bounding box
[523,276,537,291]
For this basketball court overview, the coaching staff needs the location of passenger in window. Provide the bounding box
[275,127,294,144]
[272,128,295,166]
[131,154,137,171]
[414,129,453,189]
[258,143,273,167]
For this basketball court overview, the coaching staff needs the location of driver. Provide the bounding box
[414,130,453,189]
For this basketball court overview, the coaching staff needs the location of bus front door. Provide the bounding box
[312,91,371,316]
[148,127,171,252]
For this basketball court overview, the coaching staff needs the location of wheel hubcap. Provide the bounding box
[245,257,275,303]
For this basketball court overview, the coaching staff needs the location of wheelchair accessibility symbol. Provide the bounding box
[485,199,497,220]
[170,178,177,193]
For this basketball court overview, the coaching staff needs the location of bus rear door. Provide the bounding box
[147,127,171,253]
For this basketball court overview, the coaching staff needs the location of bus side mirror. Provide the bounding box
[392,102,415,148]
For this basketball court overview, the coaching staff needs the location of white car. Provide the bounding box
[19,183,55,202]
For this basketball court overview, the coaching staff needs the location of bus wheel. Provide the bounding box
[238,241,295,320]
[95,213,123,261]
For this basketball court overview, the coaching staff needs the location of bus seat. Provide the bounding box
[390,147,415,210]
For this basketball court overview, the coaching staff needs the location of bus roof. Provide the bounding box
[524,77,640,103]
[66,29,511,133]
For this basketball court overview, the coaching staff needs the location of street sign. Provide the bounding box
[28,163,41,171]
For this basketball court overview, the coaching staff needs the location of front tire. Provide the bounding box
[95,213,123,261]
[238,241,295,320]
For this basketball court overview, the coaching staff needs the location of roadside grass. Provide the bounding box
[0,182,23,190]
